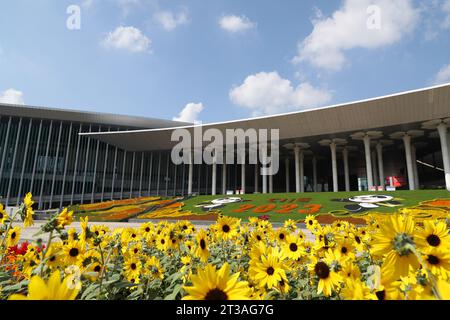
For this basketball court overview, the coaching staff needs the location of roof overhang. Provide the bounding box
[0,103,189,129]
[80,83,450,151]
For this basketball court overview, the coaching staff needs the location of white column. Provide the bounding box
[411,145,419,190]
[376,143,385,189]
[363,135,374,189]
[222,161,227,195]
[343,148,350,191]
[294,146,300,193]
[437,123,450,191]
[402,134,415,190]
[371,150,378,187]
[254,164,258,193]
[285,158,290,192]
[241,153,246,194]
[330,142,338,192]
[269,170,273,193]
[262,166,268,194]
[211,152,217,195]
[300,152,305,193]
[188,151,193,194]
[312,157,318,192]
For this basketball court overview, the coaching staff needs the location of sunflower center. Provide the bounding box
[279,233,285,240]
[0,212,3,219]
[256,235,262,241]
[267,266,275,276]
[222,225,230,233]
[131,233,137,238]
[308,220,313,225]
[134,248,139,254]
[200,239,206,250]
[183,226,187,230]
[426,234,441,247]
[145,227,150,232]
[94,265,101,272]
[161,239,165,244]
[49,255,56,262]
[427,254,440,265]
[11,232,16,239]
[172,239,176,244]
[376,290,386,300]
[314,261,330,279]
[69,248,79,257]
[354,236,361,244]
[341,247,348,254]
[205,288,228,300]
[131,263,137,270]
[289,243,298,252]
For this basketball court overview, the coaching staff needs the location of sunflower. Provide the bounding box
[79,217,89,243]
[56,208,73,229]
[63,240,85,265]
[182,263,250,300]
[282,233,305,260]
[156,232,170,252]
[251,247,288,290]
[23,192,34,228]
[195,229,209,262]
[45,242,64,269]
[123,256,142,280]
[139,222,154,239]
[422,247,450,280]
[415,220,450,252]
[334,238,355,261]
[6,227,21,247]
[274,228,289,244]
[341,278,377,300]
[283,219,297,231]
[145,256,164,280]
[340,261,361,280]
[304,215,318,230]
[249,229,266,244]
[436,279,450,300]
[308,253,342,297]
[371,214,419,279]
[215,216,240,241]
[178,220,195,235]
[8,271,79,300]
[84,261,103,281]
[0,204,8,224]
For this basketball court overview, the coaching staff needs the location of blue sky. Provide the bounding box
[1,0,450,123]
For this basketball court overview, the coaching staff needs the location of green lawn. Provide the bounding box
[182,190,450,222]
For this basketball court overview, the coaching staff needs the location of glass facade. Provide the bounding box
[0,116,190,210]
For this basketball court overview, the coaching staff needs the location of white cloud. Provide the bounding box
[294,0,419,70]
[101,26,151,53]
[229,71,332,116]
[433,64,450,85]
[173,102,204,123]
[442,0,450,28]
[0,88,25,105]
[154,9,189,31]
[219,15,256,33]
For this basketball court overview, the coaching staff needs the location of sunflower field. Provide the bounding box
[1,193,450,300]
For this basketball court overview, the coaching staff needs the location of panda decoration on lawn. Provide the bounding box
[331,195,402,213]
[194,197,244,212]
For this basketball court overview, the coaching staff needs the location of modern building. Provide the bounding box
[1,83,450,209]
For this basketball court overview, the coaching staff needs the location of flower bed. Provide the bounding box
[1,195,450,300]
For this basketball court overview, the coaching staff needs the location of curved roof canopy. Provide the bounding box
[0,103,188,129]
[81,83,450,151]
